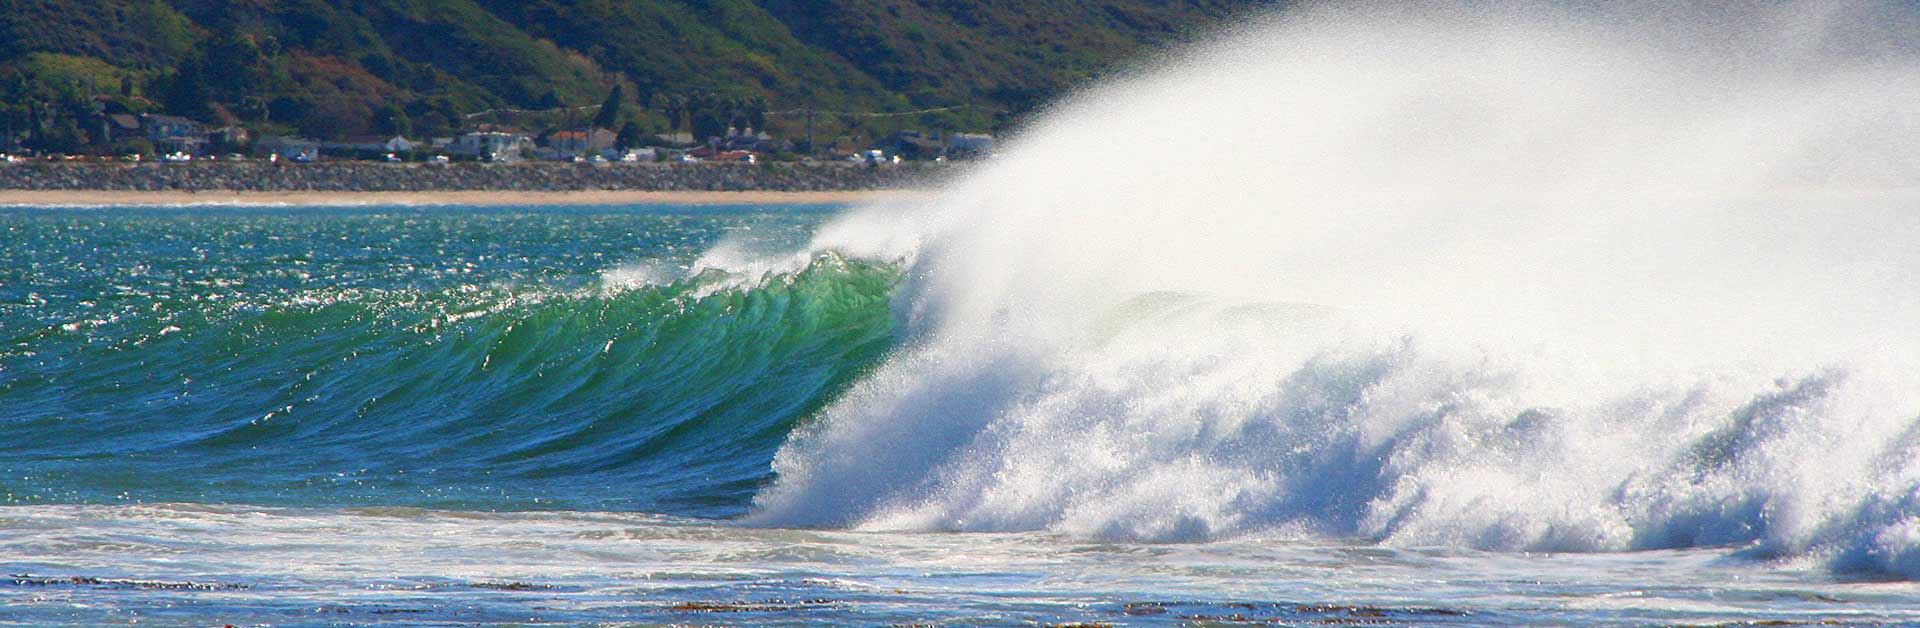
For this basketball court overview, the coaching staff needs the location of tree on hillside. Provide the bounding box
[300,98,372,139]
[161,60,213,121]
[616,121,643,150]
[202,30,267,101]
[594,84,622,128]
[688,92,728,141]
[373,104,412,137]
[746,97,766,133]
[657,93,688,134]
[407,96,467,138]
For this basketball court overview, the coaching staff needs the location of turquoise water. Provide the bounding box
[6,204,1920,627]
[1,205,895,514]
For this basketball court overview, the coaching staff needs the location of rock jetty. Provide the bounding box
[0,161,947,193]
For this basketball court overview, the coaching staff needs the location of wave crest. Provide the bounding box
[4,253,899,513]
[747,0,1920,579]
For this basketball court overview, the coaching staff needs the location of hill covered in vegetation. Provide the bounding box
[0,0,1261,152]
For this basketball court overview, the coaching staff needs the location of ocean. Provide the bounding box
[7,2,1920,626]
[3,202,1918,627]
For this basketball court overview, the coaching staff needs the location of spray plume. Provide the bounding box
[746,1,1920,577]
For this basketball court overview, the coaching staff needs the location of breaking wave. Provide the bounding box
[746,0,1920,579]
[2,253,899,515]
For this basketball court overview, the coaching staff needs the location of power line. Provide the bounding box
[763,104,982,118]
[465,102,985,120]
[464,104,601,119]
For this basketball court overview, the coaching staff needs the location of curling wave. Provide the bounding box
[747,0,1920,578]
[1,253,899,514]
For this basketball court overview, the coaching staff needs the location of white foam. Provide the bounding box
[746,1,1920,576]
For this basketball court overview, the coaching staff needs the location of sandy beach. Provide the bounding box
[0,188,928,207]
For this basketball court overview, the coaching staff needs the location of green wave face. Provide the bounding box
[0,205,897,515]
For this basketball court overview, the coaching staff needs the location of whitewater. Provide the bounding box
[749,0,1920,574]
[6,1,1920,626]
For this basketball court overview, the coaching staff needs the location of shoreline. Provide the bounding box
[0,188,930,207]
[0,161,952,205]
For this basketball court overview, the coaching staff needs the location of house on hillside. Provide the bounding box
[141,114,206,154]
[141,114,199,141]
[207,126,251,150]
[99,114,143,144]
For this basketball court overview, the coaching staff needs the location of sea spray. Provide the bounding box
[747,1,1920,577]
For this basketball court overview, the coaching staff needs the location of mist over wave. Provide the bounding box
[744,1,1920,577]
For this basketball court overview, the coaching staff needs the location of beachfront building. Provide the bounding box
[324,135,420,156]
[719,127,783,153]
[452,131,532,162]
[140,114,199,142]
[650,132,697,148]
[207,126,250,150]
[99,114,143,144]
[861,130,996,161]
[141,114,206,155]
[546,128,617,160]
[613,147,657,162]
[949,133,996,158]
[879,130,945,160]
[259,136,322,162]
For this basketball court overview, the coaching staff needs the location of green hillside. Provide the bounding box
[0,0,1260,152]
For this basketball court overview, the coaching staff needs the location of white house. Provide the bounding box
[453,132,532,161]
[381,136,419,153]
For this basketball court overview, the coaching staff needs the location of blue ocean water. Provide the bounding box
[12,2,1920,623]
[5,203,1920,627]
[1,204,892,516]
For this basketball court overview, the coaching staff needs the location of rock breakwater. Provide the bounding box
[0,162,945,192]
